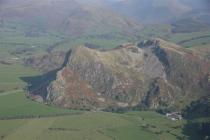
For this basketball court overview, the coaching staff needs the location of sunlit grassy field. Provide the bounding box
[0,91,79,118]
[165,31,210,48]
[0,64,39,92]
[0,111,186,140]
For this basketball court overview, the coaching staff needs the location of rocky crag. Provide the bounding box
[30,39,210,111]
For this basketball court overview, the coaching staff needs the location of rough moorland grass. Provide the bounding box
[0,111,186,140]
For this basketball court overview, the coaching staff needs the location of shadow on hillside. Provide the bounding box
[19,50,72,99]
[182,122,202,140]
[182,121,210,140]
[20,70,57,99]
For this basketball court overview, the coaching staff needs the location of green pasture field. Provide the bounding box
[0,111,187,140]
[52,37,127,52]
[140,25,210,48]
[178,36,210,48]
[0,64,39,92]
[0,91,79,118]
[167,31,210,48]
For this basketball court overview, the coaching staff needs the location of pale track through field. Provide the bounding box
[0,90,23,97]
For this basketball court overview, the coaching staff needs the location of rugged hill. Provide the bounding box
[32,39,210,111]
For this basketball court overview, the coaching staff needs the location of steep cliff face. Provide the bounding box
[154,39,210,108]
[45,39,210,110]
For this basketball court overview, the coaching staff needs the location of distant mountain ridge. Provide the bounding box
[105,0,210,23]
[0,0,142,38]
[0,0,209,37]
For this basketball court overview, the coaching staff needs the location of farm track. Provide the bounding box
[0,90,22,97]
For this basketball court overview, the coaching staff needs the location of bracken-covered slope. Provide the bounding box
[43,39,210,111]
